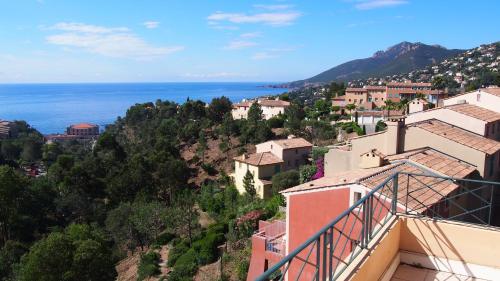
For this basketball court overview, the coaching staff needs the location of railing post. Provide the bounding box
[392,173,399,214]
[316,237,321,281]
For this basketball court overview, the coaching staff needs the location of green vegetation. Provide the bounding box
[137,251,161,281]
[0,92,359,280]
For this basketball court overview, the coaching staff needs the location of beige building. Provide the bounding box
[233,152,283,199]
[443,87,500,113]
[232,137,312,199]
[0,120,16,139]
[232,99,290,120]
[256,138,312,171]
[406,103,500,140]
[325,118,500,180]
[408,98,430,114]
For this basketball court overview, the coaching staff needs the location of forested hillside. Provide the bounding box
[0,95,361,281]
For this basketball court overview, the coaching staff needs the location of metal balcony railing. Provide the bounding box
[255,172,500,281]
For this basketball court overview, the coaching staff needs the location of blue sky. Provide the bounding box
[0,0,499,83]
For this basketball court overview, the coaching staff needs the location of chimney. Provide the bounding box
[384,117,405,155]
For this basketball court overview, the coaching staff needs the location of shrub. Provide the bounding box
[237,259,250,281]
[170,249,198,280]
[271,170,299,195]
[201,163,217,176]
[267,116,284,128]
[299,164,317,183]
[312,147,329,160]
[167,239,190,267]
[154,232,175,246]
[137,251,160,281]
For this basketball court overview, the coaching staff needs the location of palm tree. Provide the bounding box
[383,100,396,117]
[397,98,410,115]
[345,103,356,113]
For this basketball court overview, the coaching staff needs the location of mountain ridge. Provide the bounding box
[284,42,464,88]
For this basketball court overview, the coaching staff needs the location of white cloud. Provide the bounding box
[46,22,183,60]
[252,52,277,60]
[207,11,301,26]
[240,32,262,38]
[143,21,160,29]
[50,22,129,33]
[253,4,294,10]
[355,0,408,10]
[223,40,257,50]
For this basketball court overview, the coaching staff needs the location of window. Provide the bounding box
[489,155,495,177]
[274,165,281,173]
[295,159,299,166]
[295,149,298,154]
[353,192,362,203]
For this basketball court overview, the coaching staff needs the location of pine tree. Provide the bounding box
[243,170,256,198]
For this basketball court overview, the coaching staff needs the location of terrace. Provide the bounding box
[256,173,500,281]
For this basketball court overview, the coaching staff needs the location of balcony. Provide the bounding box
[256,172,500,281]
[255,220,286,256]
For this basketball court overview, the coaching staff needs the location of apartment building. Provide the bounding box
[408,97,430,114]
[249,147,491,280]
[443,86,500,113]
[232,98,290,120]
[250,88,500,281]
[66,123,99,136]
[336,81,447,109]
[0,120,17,139]
[231,137,312,199]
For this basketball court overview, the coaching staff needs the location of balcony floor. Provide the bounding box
[390,264,490,281]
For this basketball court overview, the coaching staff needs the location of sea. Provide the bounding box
[0,82,285,134]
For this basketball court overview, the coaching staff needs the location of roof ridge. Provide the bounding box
[257,152,266,165]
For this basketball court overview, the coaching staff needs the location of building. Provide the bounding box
[66,123,99,136]
[443,87,500,113]
[350,110,404,134]
[233,152,284,199]
[231,137,312,199]
[338,81,447,108]
[0,120,16,139]
[232,99,290,120]
[408,97,430,114]
[250,148,495,280]
[406,103,500,140]
[256,138,312,171]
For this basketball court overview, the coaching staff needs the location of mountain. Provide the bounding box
[286,42,464,88]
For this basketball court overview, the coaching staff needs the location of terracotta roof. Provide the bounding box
[258,99,290,107]
[411,119,500,155]
[445,103,500,123]
[356,110,403,117]
[482,87,500,97]
[360,163,460,212]
[70,123,97,129]
[443,87,500,101]
[407,149,476,178]
[364,86,386,90]
[234,152,283,166]
[281,165,396,194]
[233,101,253,107]
[387,82,432,87]
[346,87,368,92]
[271,138,313,149]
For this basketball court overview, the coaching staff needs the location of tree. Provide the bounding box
[331,105,341,113]
[247,103,263,124]
[106,201,168,251]
[383,100,396,117]
[345,103,356,113]
[0,166,28,246]
[397,98,410,115]
[16,224,116,281]
[208,96,232,123]
[299,165,317,184]
[375,120,387,132]
[170,189,199,246]
[243,170,256,198]
[271,170,299,195]
[196,131,208,162]
[284,103,305,134]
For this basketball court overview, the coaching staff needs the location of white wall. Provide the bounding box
[443,90,500,113]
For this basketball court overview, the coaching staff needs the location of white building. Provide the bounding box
[232,99,290,120]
